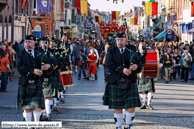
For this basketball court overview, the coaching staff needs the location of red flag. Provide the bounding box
[21,0,29,10]
[192,2,194,17]
[112,11,116,22]
[75,0,81,15]
[152,2,158,17]
[134,18,138,25]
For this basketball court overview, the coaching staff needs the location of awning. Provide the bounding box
[188,28,194,35]
[186,22,192,32]
[154,30,167,39]
[180,22,186,33]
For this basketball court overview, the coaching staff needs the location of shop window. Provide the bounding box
[9,15,12,23]
[5,16,7,23]
[0,15,3,23]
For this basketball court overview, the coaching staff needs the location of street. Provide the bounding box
[0,67,194,129]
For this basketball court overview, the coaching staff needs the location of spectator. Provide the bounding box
[0,51,11,92]
[0,45,6,57]
[19,40,24,50]
[13,40,19,52]
[8,42,16,69]
[180,50,191,82]
[78,49,87,80]
[87,49,97,81]
[163,53,172,83]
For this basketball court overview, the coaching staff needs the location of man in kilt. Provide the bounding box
[16,35,51,128]
[103,32,146,129]
[39,38,57,121]
[138,78,155,110]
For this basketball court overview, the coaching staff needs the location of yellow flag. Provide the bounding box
[145,2,152,16]
[98,16,102,23]
[81,0,88,16]
[130,18,134,25]
[116,11,121,21]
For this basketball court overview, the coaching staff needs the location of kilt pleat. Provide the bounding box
[56,73,64,91]
[43,77,57,98]
[102,82,141,109]
[16,83,45,110]
[138,78,155,93]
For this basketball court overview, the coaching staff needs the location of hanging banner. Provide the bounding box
[112,11,116,22]
[95,16,99,23]
[130,18,138,25]
[152,2,158,17]
[21,0,29,10]
[37,0,51,15]
[145,2,152,17]
[99,16,102,23]
[75,0,81,15]
[116,11,120,21]
[81,0,88,16]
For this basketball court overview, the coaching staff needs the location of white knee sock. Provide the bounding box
[125,111,135,128]
[58,93,60,99]
[41,109,46,116]
[142,94,146,105]
[33,110,41,122]
[23,111,32,122]
[147,92,153,105]
[114,113,123,129]
[60,92,64,99]
[48,100,53,116]
[45,99,50,116]
[53,98,58,107]
[64,87,66,91]
[139,93,143,99]
[123,109,126,118]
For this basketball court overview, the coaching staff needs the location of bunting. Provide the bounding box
[112,11,120,22]
[130,18,138,25]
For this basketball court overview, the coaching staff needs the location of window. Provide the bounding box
[0,15,3,23]
[64,10,67,24]
[16,0,18,13]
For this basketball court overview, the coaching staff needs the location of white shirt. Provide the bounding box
[25,49,35,58]
[119,47,125,54]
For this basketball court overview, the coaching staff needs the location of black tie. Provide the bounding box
[28,50,33,58]
[121,49,124,54]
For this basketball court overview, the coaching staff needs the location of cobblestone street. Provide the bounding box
[0,67,194,129]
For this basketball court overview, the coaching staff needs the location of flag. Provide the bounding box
[37,0,52,15]
[95,16,99,23]
[75,0,81,14]
[21,0,29,10]
[81,0,88,16]
[116,11,120,21]
[145,2,158,17]
[130,18,138,25]
[192,2,194,17]
[99,16,102,23]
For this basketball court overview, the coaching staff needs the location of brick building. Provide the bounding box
[0,0,14,42]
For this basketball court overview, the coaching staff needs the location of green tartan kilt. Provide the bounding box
[102,82,141,109]
[138,78,155,93]
[43,77,57,98]
[16,83,45,110]
[56,73,64,91]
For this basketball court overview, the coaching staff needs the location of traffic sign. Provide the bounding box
[167,29,172,35]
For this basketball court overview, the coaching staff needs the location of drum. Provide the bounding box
[140,50,160,78]
[60,71,74,87]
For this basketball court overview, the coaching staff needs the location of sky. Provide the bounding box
[88,0,150,15]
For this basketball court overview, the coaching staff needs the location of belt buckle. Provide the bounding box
[44,78,48,82]
[28,80,35,84]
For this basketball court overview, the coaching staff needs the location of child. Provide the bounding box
[78,49,87,80]
[0,51,11,92]
[87,49,97,81]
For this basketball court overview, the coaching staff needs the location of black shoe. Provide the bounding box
[83,77,87,79]
[123,118,125,122]
[147,104,154,110]
[165,81,169,84]
[189,78,194,80]
[40,114,47,121]
[95,77,98,80]
[140,105,146,109]
[124,125,131,129]
[78,77,81,80]
[60,98,65,103]
[52,106,61,114]
[46,115,52,121]
[181,80,184,82]
[63,90,66,94]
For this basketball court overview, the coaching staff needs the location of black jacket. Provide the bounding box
[105,46,146,83]
[16,49,42,86]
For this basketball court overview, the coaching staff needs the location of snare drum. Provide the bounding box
[139,50,160,78]
[60,71,74,87]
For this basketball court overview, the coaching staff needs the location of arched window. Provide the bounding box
[5,16,7,23]
[9,15,12,23]
[0,15,3,23]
